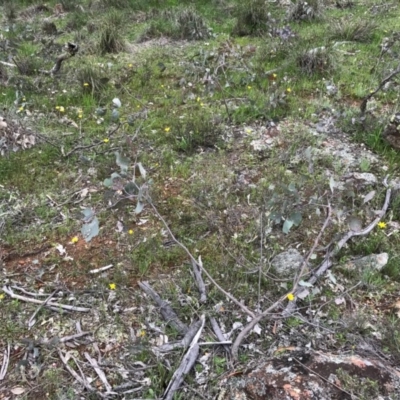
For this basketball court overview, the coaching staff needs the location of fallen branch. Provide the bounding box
[147,198,256,319]
[28,289,58,330]
[89,264,113,274]
[138,281,188,335]
[191,258,207,303]
[154,319,203,353]
[58,350,103,397]
[0,342,10,381]
[231,179,391,360]
[2,286,90,312]
[84,352,115,395]
[163,315,205,400]
[360,64,400,114]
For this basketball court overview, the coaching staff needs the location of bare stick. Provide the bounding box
[2,286,90,312]
[89,264,113,274]
[84,352,115,394]
[28,289,58,330]
[138,281,188,335]
[58,350,100,396]
[147,198,256,319]
[0,342,10,381]
[360,64,400,114]
[163,315,205,400]
[191,257,207,303]
[292,204,332,291]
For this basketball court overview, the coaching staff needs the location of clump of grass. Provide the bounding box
[167,115,225,154]
[42,21,57,35]
[232,0,275,37]
[4,2,17,20]
[296,47,334,76]
[329,18,377,43]
[98,11,126,54]
[59,0,77,11]
[141,7,211,41]
[76,64,109,98]
[287,0,324,22]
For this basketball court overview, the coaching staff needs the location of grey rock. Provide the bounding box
[271,248,304,277]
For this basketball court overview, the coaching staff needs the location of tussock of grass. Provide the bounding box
[330,18,377,43]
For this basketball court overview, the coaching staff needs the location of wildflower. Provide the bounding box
[18,106,24,111]
[287,293,295,301]
[161,84,164,88]
[128,63,133,68]
[0,293,4,300]
[200,102,205,107]
[103,138,109,143]
[286,88,292,93]
[55,106,60,110]
[138,329,146,337]
[196,97,201,102]
[164,127,171,132]
[245,128,252,134]
[128,229,134,235]
[247,85,252,90]
[22,97,26,101]
[71,236,79,244]
[83,82,89,87]
[378,221,387,229]
[58,106,65,113]
[109,283,116,290]
[78,113,83,119]
[273,73,277,79]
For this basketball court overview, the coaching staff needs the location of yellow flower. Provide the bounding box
[55,106,60,110]
[200,102,205,107]
[59,106,65,113]
[0,293,5,300]
[196,97,201,102]
[78,114,83,119]
[164,127,171,132]
[378,221,387,229]
[109,283,116,290]
[128,229,134,235]
[286,88,292,93]
[139,329,146,337]
[83,82,89,87]
[18,106,24,111]
[128,63,133,68]
[103,138,109,143]
[247,85,252,89]
[161,84,164,88]
[287,293,295,301]
[71,236,79,243]
[272,73,277,78]
[22,97,26,101]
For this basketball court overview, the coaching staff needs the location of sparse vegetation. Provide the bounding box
[1,0,400,398]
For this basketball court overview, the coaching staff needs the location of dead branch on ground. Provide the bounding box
[231,179,391,360]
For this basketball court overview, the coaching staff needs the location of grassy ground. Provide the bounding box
[1,0,400,399]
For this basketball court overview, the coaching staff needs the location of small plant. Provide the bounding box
[98,11,126,54]
[329,18,376,43]
[232,0,275,37]
[287,0,324,22]
[141,7,211,41]
[170,115,225,154]
[76,64,109,98]
[296,47,334,76]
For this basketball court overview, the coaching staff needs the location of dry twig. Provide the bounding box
[2,286,90,312]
